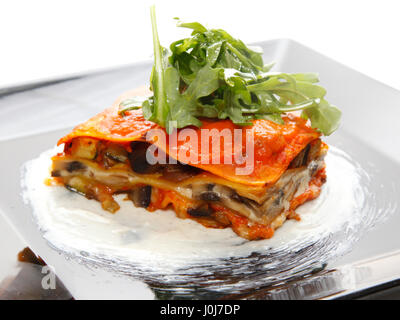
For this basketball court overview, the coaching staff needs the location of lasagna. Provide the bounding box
[50,91,327,240]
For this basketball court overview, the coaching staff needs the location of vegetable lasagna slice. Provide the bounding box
[51,93,327,240]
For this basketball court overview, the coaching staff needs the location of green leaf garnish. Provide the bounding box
[119,6,341,135]
[118,96,147,116]
[142,5,169,128]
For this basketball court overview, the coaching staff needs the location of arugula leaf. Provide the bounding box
[119,96,147,116]
[185,63,220,99]
[120,7,341,136]
[164,64,221,133]
[301,99,342,135]
[164,67,202,133]
[175,19,208,33]
[142,5,169,127]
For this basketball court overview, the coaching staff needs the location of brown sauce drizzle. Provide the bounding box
[17,247,46,266]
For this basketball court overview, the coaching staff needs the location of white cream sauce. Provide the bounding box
[22,146,366,272]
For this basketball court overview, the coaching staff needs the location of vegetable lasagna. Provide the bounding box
[51,92,328,240]
[49,7,339,240]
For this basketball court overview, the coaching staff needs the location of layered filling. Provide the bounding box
[51,137,327,240]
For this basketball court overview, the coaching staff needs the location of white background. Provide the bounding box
[1,0,400,90]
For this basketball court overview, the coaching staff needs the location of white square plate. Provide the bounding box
[1,39,400,299]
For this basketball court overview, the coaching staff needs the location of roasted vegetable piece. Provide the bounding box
[69,138,98,160]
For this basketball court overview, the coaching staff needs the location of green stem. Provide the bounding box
[150,5,167,126]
